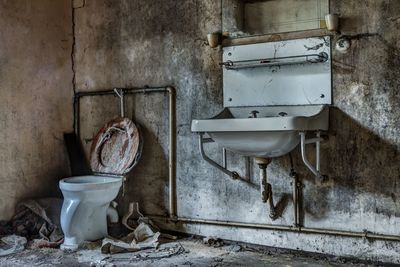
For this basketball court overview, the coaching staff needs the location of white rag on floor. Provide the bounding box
[101,222,160,254]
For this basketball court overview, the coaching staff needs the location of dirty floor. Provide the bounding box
[0,238,389,267]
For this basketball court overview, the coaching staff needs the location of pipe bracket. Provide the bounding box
[199,133,242,180]
[299,131,326,179]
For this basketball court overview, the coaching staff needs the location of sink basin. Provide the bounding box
[191,105,328,157]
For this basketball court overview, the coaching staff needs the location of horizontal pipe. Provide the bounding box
[148,215,400,242]
[75,86,168,98]
[150,215,298,231]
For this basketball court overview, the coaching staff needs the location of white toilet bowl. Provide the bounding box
[59,175,122,250]
[59,118,142,250]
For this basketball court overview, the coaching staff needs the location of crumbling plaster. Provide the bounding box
[73,0,398,263]
[0,0,73,220]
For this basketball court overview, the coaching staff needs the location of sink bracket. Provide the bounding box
[199,133,240,180]
[300,131,324,179]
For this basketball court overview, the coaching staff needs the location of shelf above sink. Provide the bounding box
[219,52,329,70]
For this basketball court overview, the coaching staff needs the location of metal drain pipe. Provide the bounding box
[73,86,177,218]
[292,170,301,227]
[255,157,278,220]
[149,152,400,243]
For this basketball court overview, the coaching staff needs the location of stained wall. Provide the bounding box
[74,0,400,263]
[0,1,73,219]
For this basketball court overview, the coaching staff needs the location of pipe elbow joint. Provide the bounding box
[166,86,176,95]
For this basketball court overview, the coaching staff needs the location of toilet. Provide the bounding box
[59,117,141,250]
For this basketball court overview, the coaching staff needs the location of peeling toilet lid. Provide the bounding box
[90,117,142,176]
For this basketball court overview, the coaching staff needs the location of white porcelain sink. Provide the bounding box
[191,105,328,157]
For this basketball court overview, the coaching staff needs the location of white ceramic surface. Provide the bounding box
[59,175,122,250]
[222,37,332,107]
[191,105,328,157]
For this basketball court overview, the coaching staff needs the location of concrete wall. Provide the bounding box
[0,1,73,220]
[74,0,400,263]
[243,0,328,35]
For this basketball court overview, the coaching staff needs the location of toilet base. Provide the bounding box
[60,237,79,251]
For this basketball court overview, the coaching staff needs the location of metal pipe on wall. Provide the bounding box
[166,86,177,218]
[222,148,227,169]
[150,144,400,243]
[292,172,299,227]
[73,86,177,219]
[72,86,400,244]
[149,215,400,242]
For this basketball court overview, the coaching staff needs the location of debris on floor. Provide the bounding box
[101,202,180,255]
[101,222,160,254]
[0,198,64,252]
[0,235,27,256]
[74,241,186,266]
[225,244,242,253]
[203,236,224,248]
[0,238,382,267]
[108,242,185,263]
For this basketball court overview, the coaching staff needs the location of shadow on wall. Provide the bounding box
[301,107,400,220]
[112,106,399,223]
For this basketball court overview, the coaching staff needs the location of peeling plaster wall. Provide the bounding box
[74,0,400,263]
[0,1,73,220]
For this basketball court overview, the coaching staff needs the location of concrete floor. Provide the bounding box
[0,238,390,267]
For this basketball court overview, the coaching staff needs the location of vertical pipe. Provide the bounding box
[260,166,267,202]
[120,90,125,117]
[222,148,227,168]
[245,157,251,181]
[292,174,298,226]
[292,171,302,227]
[296,180,301,226]
[75,97,80,138]
[316,131,320,172]
[167,86,177,219]
[114,88,125,117]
